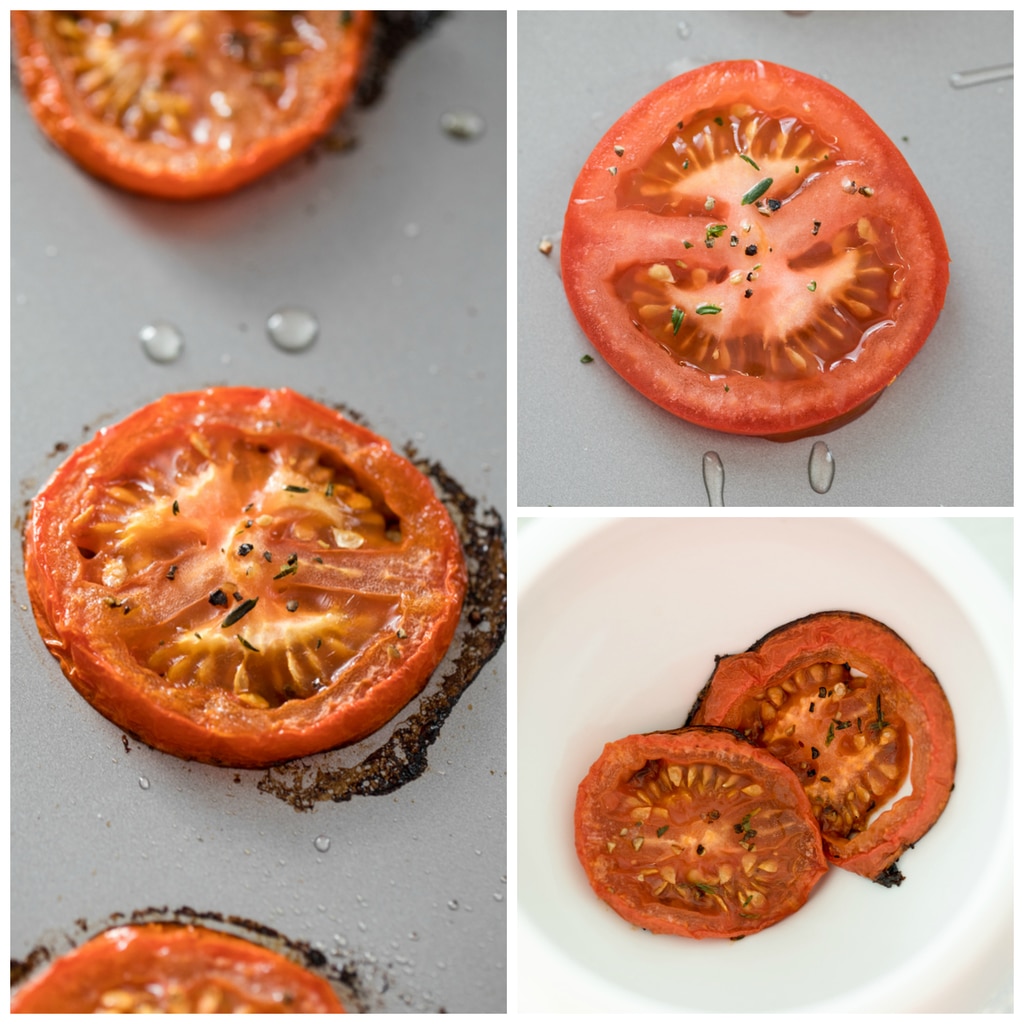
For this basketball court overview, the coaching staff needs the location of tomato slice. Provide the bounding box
[561,60,949,438]
[12,11,373,199]
[688,612,956,881]
[11,923,344,1013]
[23,387,467,768]
[574,726,827,939]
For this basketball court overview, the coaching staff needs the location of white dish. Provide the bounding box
[517,517,1011,1012]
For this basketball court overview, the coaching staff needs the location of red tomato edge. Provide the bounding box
[23,387,467,768]
[12,11,375,201]
[561,60,950,438]
[574,726,828,939]
[10,923,345,1013]
[688,611,957,879]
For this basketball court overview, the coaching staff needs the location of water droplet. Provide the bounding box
[139,321,184,363]
[492,892,504,902]
[403,222,421,239]
[313,835,331,853]
[266,307,319,352]
[676,20,691,39]
[808,441,835,494]
[138,776,150,790]
[447,899,459,911]
[950,63,1012,89]
[440,109,485,141]
[702,451,725,507]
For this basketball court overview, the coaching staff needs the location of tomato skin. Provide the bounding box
[574,726,827,939]
[561,60,950,438]
[24,387,467,768]
[10,923,345,1013]
[688,611,956,880]
[11,11,373,200]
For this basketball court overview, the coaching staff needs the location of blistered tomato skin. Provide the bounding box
[23,387,467,769]
[10,923,345,1013]
[688,611,956,881]
[574,726,828,939]
[12,11,373,199]
[561,60,950,438]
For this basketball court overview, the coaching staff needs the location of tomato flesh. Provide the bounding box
[575,727,827,939]
[688,612,956,880]
[11,923,345,1013]
[24,388,467,768]
[13,11,373,199]
[561,61,949,438]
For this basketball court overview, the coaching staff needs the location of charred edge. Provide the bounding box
[256,455,506,810]
[873,862,905,888]
[743,610,899,655]
[356,12,448,107]
[10,944,52,988]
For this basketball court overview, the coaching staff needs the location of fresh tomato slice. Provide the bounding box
[11,923,345,1013]
[688,612,956,882]
[12,11,373,199]
[561,60,949,438]
[23,387,467,768]
[574,726,827,939]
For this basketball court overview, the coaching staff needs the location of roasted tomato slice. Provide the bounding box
[688,611,956,881]
[12,10,373,199]
[11,923,345,1013]
[574,726,827,939]
[561,60,949,438]
[23,387,467,768]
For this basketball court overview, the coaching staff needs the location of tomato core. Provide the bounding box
[728,661,910,843]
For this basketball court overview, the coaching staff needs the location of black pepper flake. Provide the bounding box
[286,600,299,613]
[696,844,705,855]
[172,500,180,515]
[806,768,816,778]
[165,565,178,580]
[238,543,253,557]
[209,589,228,607]
[744,244,758,256]
[818,686,827,698]
[811,746,820,759]
[812,220,821,235]
[766,198,781,211]
[287,553,298,565]
[820,775,831,783]
[263,551,273,562]
[743,289,753,298]
[809,701,816,712]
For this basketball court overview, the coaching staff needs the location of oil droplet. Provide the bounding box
[138,776,150,790]
[702,451,725,507]
[949,63,1013,88]
[440,109,485,140]
[808,441,835,494]
[313,835,331,853]
[676,20,691,39]
[266,307,319,352]
[139,321,184,363]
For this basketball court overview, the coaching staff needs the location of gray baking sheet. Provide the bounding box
[518,11,1011,507]
[11,12,506,1013]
